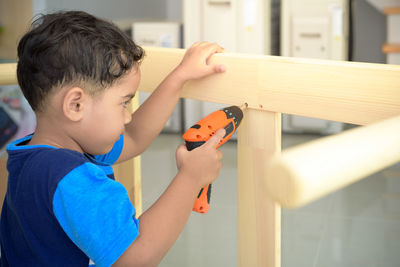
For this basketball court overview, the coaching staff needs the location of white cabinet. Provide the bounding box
[183,0,271,132]
[133,22,181,48]
[281,0,348,134]
[132,22,183,133]
[291,17,330,59]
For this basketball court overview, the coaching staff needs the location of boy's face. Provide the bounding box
[79,68,140,155]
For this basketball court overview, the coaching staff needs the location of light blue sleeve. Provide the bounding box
[94,135,124,165]
[53,162,139,267]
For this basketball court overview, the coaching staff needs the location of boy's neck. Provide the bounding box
[29,116,84,154]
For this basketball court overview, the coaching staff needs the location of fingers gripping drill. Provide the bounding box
[182,103,247,214]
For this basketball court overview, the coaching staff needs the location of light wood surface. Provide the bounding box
[382,43,400,54]
[238,109,281,267]
[138,47,400,126]
[2,48,400,125]
[113,155,142,216]
[383,7,400,15]
[0,156,8,210]
[264,114,400,208]
[0,63,18,86]
[0,0,32,59]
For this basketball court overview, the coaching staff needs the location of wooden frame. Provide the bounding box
[1,47,400,266]
[139,48,400,126]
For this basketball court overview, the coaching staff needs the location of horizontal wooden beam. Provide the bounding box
[0,63,17,86]
[139,47,400,126]
[2,47,400,125]
[264,114,400,208]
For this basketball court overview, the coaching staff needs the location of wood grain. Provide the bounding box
[238,110,281,267]
[138,47,400,126]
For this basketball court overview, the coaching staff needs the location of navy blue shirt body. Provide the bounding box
[0,135,139,267]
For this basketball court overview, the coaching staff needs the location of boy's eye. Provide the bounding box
[122,99,132,108]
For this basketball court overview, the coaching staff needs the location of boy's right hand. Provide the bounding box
[176,129,225,189]
[172,42,226,84]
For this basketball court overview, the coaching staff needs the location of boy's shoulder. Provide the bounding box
[29,147,89,172]
[6,134,122,182]
[6,136,91,180]
[8,137,86,161]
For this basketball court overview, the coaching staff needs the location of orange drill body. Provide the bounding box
[183,105,244,213]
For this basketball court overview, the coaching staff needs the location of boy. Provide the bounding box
[0,11,226,267]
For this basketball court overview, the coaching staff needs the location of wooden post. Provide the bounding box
[113,154,142,216]
[0,156,8,211]
[238,109,281,267]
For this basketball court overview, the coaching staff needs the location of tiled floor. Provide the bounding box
[140,132,400,267]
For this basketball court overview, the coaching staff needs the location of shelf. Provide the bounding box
[382,44,400,54]
[383,7,400,15]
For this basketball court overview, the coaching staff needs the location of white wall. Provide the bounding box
[166,0,183,21]
[34,0,182,21]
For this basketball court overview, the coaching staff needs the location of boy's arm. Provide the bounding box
[113,129,225,267]
[116,42,225,163]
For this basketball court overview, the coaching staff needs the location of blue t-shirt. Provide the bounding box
[0,135,139,267]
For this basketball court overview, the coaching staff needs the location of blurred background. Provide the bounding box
[1,0,400,266]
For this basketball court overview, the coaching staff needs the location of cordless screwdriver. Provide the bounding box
[182,103,247,214]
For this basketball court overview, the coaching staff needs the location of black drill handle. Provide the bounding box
[186,141,212,214]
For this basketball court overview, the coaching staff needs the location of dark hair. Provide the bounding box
[17,11,144,112]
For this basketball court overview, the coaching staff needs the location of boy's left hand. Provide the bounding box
[173,42,226,82]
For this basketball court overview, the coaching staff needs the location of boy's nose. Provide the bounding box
[124,110,132,124]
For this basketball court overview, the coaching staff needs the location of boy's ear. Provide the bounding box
[62,87,86,121]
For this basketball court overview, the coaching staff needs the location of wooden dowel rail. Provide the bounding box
[264,114,400,208]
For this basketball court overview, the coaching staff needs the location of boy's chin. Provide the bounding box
[86,144,114,156]
[99,145,114,155]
